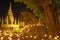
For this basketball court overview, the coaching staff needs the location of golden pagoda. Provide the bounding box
[6,2,14,24]
[1,2,20,30]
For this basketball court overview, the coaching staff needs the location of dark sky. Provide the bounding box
[0,0,10,17]
[0,0,32,18]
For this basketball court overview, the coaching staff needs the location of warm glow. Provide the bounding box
[25,36,28,38]
[34,36,37,39]
[1,37,3,40]
[30,35,33,38]
[12,24,19,30]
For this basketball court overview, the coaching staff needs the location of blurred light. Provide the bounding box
[22,37,24,39]
[49,35,52,39]
[42,24,45,26]
[6,30,9,32]
[54,36,59,40]
[30,25,33,26]
[30,35,33,38]
[8,37,12,40]
[56,36,59,38]
[36,24,39,26]
[33,24,35,26]
[9,34,13,37]
[1,37,3,40]
[21,34,23,36]
[41,39,44,40]
[34,36,37,39]
[0,30,2,33]
[54,37,57,39]
[25,36,28,38]
[17,38,20,40]
[15,34,20,37]
[44,34,47,37]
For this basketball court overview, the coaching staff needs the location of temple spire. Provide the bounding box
[8,2,14,24]
[15,18,16,25]
[9,2,12,11]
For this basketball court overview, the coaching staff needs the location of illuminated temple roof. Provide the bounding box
[0,2,38,30]
[5,2,14,24]
[1,2,20,30]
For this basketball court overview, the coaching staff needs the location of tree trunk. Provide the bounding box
[37,0,60,36]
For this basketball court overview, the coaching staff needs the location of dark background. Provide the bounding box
[0,0,32,18]
[0,0,10,17]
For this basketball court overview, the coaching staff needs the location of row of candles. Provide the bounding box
[0,30,59,40]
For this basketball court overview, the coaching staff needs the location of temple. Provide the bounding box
[0,2,41,31]
[1,2,21,30]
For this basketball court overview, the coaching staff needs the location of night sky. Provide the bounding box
[0,0,10,17]
[0,0,32,18]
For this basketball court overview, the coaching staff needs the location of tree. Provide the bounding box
[37,0,60,37]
